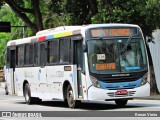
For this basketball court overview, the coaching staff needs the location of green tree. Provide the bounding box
[146,0,160,36]
[0,4,33,39]
[0,4,34,68]
[91,0,160,38]
[1,0,160,94]
[0,33,11,69]
[44,0,91,28]
[1,0,43,33]
[1,0,160,37]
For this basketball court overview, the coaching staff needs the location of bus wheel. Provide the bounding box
[24,83,34,104]
[66,84,80,108]
[115,99,128,107]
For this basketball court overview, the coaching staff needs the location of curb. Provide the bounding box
[0,82,5,88]
[135,95,160,100]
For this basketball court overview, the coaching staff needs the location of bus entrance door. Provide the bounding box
[74,40,83,98]
[7,48,16,95]
[39,42,47,84]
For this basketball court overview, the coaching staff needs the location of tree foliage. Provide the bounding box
[0,4,33,39]
[0,3,35,69]
[0,33,11,69]
[146,0,160,30]
[1,0,160,37]
[1,0,160,94]
[0,0,43,33]
[91,0,160,38]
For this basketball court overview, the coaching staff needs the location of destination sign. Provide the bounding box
[96,63,116,70]
[89,27,138,38]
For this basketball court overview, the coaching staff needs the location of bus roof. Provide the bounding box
[7,23,140,46]
[36,26,83,36]
[84,23,139,29]
[7,36,37,46]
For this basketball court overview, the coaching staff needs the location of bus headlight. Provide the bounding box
[90,76,101,88]
[141,73,148,86]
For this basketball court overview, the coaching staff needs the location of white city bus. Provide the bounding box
[6,24,150,108]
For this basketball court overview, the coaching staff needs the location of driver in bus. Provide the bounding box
[121,45,135,66]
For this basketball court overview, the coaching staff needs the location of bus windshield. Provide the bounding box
[87,38,147,74]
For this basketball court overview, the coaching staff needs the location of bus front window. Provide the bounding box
[87,39,147,74]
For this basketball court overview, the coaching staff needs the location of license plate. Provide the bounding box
[116,90,128,95]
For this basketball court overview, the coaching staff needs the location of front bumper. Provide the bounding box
[87,83,150,100]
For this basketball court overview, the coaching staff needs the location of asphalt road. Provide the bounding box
[0,82,160,119]
[0,94,160,111]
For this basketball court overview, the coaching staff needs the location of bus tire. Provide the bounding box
[24,83,35,104]
[66,84,80,108]
[115,99,128,107]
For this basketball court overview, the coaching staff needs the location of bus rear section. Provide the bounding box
[5,28,86,108]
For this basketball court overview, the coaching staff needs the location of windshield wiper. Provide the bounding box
[121,36,132,54]
[99,37,115,54]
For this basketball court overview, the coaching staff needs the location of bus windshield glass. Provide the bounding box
[87,38,147,74]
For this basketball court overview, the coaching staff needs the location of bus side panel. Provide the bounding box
[46,65,77,100]
[14,65,77,101]
[14,68,23,96]
[81,73,87,100]
[6,68,14,95]
[15,67,53,99]
[15,67,41,97]
[47,65,64,100]
[72,65,78,100]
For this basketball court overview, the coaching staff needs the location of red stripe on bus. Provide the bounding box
[38,36,46,41]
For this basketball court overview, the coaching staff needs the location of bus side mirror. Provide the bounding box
[83,44,87,52]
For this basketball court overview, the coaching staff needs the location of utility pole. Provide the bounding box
[10,25,28,38]
[22,22,26,38]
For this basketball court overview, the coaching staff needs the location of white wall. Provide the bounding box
[148,29,160,92]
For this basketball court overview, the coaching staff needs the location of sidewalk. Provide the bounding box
[136,95,160,100]
[0,81,5,88]
[0,82,5,95]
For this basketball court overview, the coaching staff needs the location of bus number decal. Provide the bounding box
[64,66,72,71]
[56,71,64,77]
[97,54,106,60]
[96,63,116,70]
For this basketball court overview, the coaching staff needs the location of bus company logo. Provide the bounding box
[56,71,64,77]
[112,74,130,77]
[2,112,11,117]
[119,84,124,88]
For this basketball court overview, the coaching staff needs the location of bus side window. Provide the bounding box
[18,45,24,67]
[59,38,70,63]
[40,42,47,66]
[29,44,34,65]
[25,45,30,65]
[48,40,59,64]
[6,48,10,68]
[34,43,38,66]
[16,47,18,66]
[25,44,34,66]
